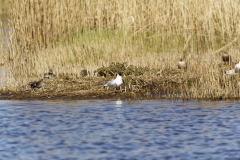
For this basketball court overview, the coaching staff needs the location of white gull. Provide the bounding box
[235,61,240,73]
[104,72,123,88]
[225,61,240,75]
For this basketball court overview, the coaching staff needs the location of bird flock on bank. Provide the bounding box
[223,52,240,75]
[28,52,240,91]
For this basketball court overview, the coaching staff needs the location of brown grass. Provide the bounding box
[1,0,240,99]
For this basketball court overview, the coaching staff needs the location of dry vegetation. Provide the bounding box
[1,0,240,99]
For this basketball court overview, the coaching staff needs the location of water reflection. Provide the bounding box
[114,100,123,119]
[0,100,240,159]
[115,100,122,106]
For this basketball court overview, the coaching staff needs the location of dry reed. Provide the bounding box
[1,0,240,99]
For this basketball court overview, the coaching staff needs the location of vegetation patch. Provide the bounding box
[1,0,240,100]
[0,61,239,100]
[94,62,150,77]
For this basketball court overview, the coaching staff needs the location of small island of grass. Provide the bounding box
[1,0,240,100]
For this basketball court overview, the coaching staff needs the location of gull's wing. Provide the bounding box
[104,79,117,87]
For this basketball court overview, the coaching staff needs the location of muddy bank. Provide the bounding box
[0,62,180,100]
[0,90,156,101]
[0,73,235,101]
[0,76,165,101]
[0,62,239,101]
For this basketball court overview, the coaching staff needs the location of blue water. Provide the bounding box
[0,100,240,160]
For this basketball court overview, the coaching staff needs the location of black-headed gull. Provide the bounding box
[104,72,123,88]
[178,59,187,70]
[235,61,240,73]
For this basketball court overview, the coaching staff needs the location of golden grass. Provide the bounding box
[8,0,240,50]
[1,0,240,99]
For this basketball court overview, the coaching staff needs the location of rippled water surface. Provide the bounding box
[0,100,240,160]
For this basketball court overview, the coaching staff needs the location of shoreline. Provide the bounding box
[0,78,239,101]
[1,90,239,101]
[0,62,240,101]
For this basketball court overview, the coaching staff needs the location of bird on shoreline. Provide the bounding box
[44,69,55,79]
[104,72,123,88]
[235,61,240,73]
[80,69,90,77]
[178,59,187,70]
[225,61,240,75]
[29,79,44,89]
[44,73,49,79]
[48,69,54,77]
[222,52,231,64]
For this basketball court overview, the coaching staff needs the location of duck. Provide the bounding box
[222,52,231,64]
[29,79,44,89]
[44,69,55,79]
[80,69,90,77]
[104,72,123,88]
[44,73,50,79]
[235,61,240,74]
[178,59,187,70]
[48,69,54,77]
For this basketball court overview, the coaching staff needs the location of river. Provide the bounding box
[0,99,240,160]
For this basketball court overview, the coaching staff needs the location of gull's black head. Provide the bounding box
[117,72,122,76]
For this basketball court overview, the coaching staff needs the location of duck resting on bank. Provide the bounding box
[44,69,55,79]
[222,52,231,64]
[29,79,44,89]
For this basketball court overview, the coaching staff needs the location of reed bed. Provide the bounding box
[1,0,240,99]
